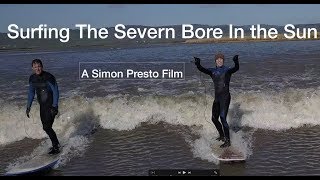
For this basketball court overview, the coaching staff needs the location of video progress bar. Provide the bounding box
[149,169,219,176]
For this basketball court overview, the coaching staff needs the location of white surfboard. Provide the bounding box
[212,146,246,162]
[5,153,60,176]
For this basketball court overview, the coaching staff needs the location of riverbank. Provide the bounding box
[184,33,320,44]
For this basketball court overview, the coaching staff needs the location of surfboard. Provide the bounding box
[212,146,246,162]
[5,153,60,176]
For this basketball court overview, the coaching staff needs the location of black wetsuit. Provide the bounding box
[27,71,60,148]
[196,58,239,141]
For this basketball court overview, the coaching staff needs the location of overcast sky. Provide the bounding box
[1,4,320,32]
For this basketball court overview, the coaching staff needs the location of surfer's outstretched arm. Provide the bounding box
[194,57,212,75]
[228,55,239,74]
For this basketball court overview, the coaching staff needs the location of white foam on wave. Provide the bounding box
[3,96,98,170]
[2,88,319,165]
[235,88,320,130]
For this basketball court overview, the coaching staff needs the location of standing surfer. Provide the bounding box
[26,59,61,155]
[194,53,239,148]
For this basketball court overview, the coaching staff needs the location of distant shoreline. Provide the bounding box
[1,36,319,53]
[0,42,179,53]
[184,34,320,44]
[1,23,320,52]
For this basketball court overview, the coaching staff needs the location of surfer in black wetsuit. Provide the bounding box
[194,53,239,148]
[26,59,61,155]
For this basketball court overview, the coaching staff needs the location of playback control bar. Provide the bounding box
[148,169,219,176]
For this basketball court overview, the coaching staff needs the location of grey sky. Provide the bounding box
[1,4,320,32]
